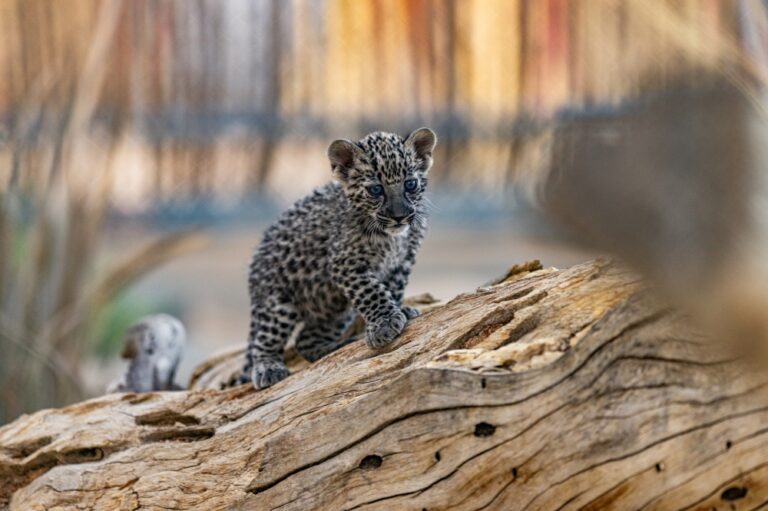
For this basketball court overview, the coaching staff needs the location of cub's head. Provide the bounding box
[328,128,437,235]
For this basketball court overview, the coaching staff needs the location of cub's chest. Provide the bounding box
[370,235,408,272]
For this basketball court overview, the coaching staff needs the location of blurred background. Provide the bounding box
[1,0,766,423]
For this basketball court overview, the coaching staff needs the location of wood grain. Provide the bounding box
[1,259,766,510]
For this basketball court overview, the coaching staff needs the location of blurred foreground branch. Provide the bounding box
[541,79,768,358]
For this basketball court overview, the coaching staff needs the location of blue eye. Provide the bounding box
[367,184,384,197]
[404,178,418,192]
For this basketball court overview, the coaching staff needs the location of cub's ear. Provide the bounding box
[405,127,437,170]
[120,332,140,359]
[120,323,149,359]
[328,139,361,181]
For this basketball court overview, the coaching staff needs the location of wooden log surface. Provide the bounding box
[1,258,767,510]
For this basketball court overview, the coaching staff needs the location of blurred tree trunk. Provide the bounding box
[2,259,766,510]
[253,2,282,191]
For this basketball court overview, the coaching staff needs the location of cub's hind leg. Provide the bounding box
[295,310,356,363]
[241,296,299,389]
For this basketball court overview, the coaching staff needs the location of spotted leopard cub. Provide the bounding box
[240,128,436,389]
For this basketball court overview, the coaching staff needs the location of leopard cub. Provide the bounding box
[240,128,436,388]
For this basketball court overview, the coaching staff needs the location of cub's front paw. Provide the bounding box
[251,360,290,389]
[401,306,420,319]
[366,310,407,349]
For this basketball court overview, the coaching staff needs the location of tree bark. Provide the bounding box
[1,259,767,510]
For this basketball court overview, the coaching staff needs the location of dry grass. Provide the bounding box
[0,1,205,423]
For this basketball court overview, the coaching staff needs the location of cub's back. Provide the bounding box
[249,182,345,286]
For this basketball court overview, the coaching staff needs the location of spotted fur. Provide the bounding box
[239,128,437,389]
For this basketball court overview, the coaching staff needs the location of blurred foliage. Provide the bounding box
[0,181,205,422]
[0,1,207,423]
[0,186,205,422]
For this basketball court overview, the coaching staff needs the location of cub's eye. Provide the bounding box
[404,178,418,192]
[367,184,384,197]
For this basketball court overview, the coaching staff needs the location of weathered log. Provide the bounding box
[1,258,767,510]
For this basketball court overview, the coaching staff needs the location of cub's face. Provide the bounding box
[328,128,437,235]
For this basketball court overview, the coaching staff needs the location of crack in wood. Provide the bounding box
[6,260,768,510]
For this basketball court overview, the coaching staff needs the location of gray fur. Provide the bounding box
[107,314,186,393]
[240,128,437,389]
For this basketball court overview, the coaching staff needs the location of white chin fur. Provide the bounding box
[386,224,410,235]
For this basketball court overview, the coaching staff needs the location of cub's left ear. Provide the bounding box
[405,127,437,169]
[120,329,142,359]
[121,323,152,359]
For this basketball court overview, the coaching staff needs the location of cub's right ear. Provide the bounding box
[328,139,360,181]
